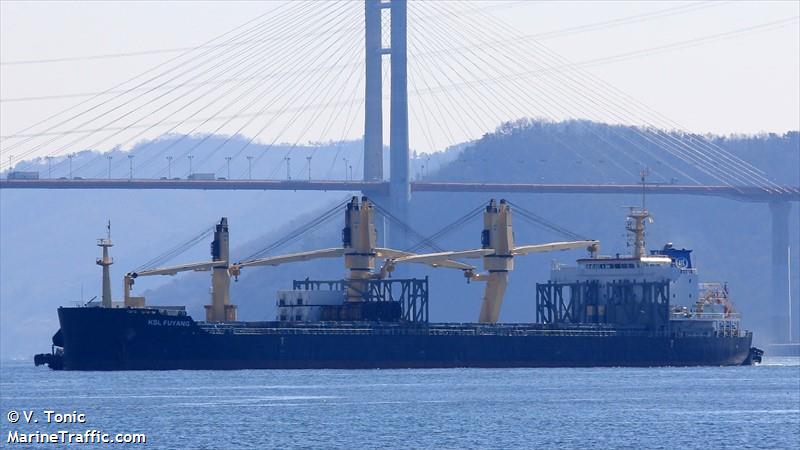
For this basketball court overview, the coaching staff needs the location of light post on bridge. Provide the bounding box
[127,155,135,180]
[285,157,291,181]
[107,156,113,179]
[166,156,173,178]
[225,156,233,179]
[67,154,74,179]
[188,154,194,176]
[246,156,253,180]
[343,157,349,181]
[306,156,312,181]
[45,156,53,179]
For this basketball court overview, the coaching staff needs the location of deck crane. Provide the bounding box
[228,196,474,302]
[124,218,236,322]
[382,199,599,323]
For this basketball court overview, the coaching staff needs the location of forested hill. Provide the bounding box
[433,119,799,185]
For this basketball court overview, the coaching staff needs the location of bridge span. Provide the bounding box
[2,178,798,202]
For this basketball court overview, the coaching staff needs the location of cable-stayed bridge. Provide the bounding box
[1,1,798,341]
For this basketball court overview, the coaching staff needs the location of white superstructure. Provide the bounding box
[547,205,740,333]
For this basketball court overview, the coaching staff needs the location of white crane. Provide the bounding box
[381,199,599,323]
[124,218,236,321]
[228,196,475,302]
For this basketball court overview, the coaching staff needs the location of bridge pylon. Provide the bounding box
[363,0,410,249]
[769,201,792,343]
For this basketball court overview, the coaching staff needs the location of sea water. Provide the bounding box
[1,358,798,449]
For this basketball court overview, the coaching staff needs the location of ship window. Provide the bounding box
[614,264,621,269]
[295,315,302,321]
[279,299,286,306]
[600,264,606,269]
[296,298,303,305]
[280,315,287,321]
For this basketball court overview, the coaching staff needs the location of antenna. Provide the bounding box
[640,168,649,211]
[107,220,111,240]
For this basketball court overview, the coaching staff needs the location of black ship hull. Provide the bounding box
[50,307,753,370]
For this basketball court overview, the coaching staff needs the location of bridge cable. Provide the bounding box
[76,2,330,178]
[254,25,364,179]
[141,1,356,178]
[409,6,644,182]
[240,196,352,263]
[134,223,217,272]
[369,200,446,253]
[415,3,692,184]
[1,2,297,161]
[505,201,589,241]
[243,12,364,179]
[416,0,760,190]
[147,1,358,179]
[405,202,487,254]
[464,2,787,192]
[57,1,329,177]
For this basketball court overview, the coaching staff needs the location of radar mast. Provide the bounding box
[626,170,652,259]
[96,221,114,308]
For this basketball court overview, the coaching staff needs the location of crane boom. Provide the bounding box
[389,250,488,268]
[130,260,223,277]
[512,240,599,256]
[124,259,225,308]
[229,248,345,278]
[374,248,414,259]
[470,199,599,323]
[122,217,236,322]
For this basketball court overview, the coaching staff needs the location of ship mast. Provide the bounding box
[96,221,114,308]
[627,170,652,260]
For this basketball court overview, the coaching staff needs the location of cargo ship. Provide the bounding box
[35,197,760,370]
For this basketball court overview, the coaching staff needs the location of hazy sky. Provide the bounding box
[1,0,798,168]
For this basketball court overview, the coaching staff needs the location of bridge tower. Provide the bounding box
[364,0,410,248]
[769,201,792,343]
[363,0,383,183]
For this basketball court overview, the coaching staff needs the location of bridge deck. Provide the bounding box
[1,179,797,201]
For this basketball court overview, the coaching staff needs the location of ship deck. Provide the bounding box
[196,320,748,339]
